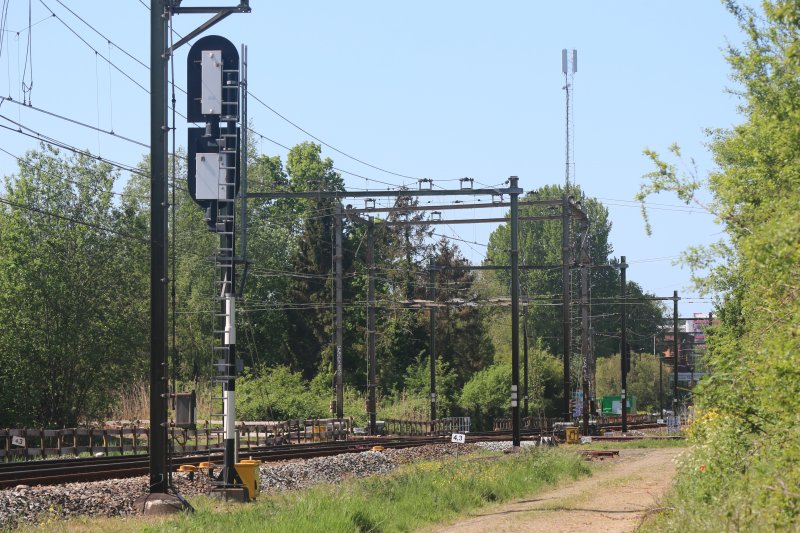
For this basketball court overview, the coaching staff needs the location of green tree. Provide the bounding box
[486,184,663,358]
[595,352,669,413]
[430,238,495,388]
[0,145,148,427]
[638,2,800,528]
[281,142,347,379]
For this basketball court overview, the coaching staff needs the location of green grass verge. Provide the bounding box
[579,438,688,451]
[25,448,591,533]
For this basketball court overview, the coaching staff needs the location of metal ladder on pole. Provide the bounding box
[209,65,240,437]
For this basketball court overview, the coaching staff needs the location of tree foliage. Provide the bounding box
[0,146,148,426]
[639,2,800,528]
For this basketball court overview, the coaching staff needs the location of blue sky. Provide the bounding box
[0,1,751,316]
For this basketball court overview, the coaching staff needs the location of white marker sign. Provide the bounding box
[451,433,466,444]
[11,436,25,447]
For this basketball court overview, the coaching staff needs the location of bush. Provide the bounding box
[236,366,332,421]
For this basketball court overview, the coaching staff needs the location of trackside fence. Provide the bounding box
[0,417,353,461]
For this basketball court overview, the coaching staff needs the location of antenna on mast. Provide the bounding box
[562,49,577,190]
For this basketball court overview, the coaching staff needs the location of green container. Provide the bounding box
[601,395,636,415]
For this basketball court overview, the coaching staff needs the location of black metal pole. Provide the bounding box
[510,176,521,447]
[580,218,590,435]
[673,290,679,414]
[220,120,237,486]
[523,304,529,419]
[429,255,437,424]
[149,0,169,494]
[367,218,377,435]
[620,256,628,434]
[334,204,344,419]
[659,351,664,416]
[561,194,572,420]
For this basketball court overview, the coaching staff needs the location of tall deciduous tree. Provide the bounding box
[0,146,148,427]
[281,142,347,379]
[485,184,664,358]
[637,2,800,528]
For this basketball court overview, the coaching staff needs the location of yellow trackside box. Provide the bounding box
[565,427,580,444]
[235,460,261,500]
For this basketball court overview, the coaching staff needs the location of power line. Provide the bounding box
[1,96,148,148]
[51,0,147,70]
[0,114,147,177]
[37,0,148,94]
[249,92,421,183]
[0,145,149,201]
[0,194,150,243]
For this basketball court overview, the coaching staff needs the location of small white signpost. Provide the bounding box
[11,436,25,447]
[451,432,466,460]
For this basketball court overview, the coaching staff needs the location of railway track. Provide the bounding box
[0,427,652,489]
[0,435,473,489]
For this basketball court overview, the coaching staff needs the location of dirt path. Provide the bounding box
[427,447,682,533]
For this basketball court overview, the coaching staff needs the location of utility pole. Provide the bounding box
[673,290,679,414]
[523,304,529,419]
[561,194,572,420]
[657,335,663,416]
[334,203,344,419]
[620,256,628,434]
[429,255,437,423]
[580,218,590,435]
[366,218,377,435]
[149,0,169,496]
[510,176,521,447]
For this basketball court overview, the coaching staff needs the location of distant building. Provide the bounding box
[660,313,716,384]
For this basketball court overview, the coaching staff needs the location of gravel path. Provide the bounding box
[0,442,473,530]
[426,447,682,533]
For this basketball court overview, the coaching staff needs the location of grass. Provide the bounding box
[578,438,688,451]
[20,448,591,533]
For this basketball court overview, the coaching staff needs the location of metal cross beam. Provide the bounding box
[246,187,520,199]
[378,215,559,227]
[344,199,561,214]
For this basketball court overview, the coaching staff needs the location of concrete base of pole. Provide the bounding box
[133,493,187,516]
[209,487,249,503]
[503,446,522,454]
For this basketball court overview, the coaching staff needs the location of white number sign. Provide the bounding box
[451,433,466,444]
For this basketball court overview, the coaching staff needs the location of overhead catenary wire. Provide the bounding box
[0,194,150,243]
[0,115,147,177]
[1,96,147,148]
[0,145,149,201]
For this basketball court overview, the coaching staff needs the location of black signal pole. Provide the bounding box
[561,194,572,420]
[366,218,377,435]
[334,204,344,419]
[149,0,169,495]
[510,176,521,448]
[523,304,529,419]
[673,291,679,414]
[429,255,437,423]
[620,256,628,434]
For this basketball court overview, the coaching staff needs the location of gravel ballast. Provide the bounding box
[0,442,493,529]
